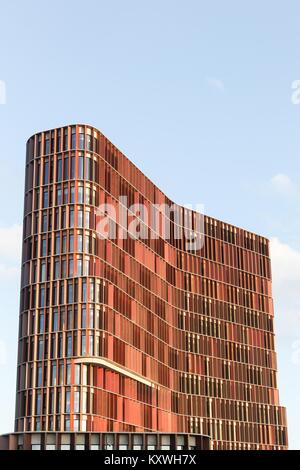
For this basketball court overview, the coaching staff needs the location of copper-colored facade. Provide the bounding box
[13,124,287,450]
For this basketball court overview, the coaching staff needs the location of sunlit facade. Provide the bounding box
[1,124,288,450]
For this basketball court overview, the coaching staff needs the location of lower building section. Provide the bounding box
[0,432,211,451]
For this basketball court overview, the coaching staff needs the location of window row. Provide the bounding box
[19,305,104,338]
[20,277,107,311]
[26,127,99,162]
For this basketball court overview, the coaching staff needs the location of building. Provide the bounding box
[0,125,288,450]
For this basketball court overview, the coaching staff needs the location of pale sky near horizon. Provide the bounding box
[0,0,300,449]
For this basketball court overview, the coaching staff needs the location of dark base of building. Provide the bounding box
[0,432,211,451]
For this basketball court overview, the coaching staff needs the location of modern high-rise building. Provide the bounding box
[0,124,288,450]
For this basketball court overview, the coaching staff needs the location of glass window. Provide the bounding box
[38,313,44,333]
[36,365,42,387]
[69,233,74,251]
[78,209,83,228]
[79,133,85,150]
[60,283,64,304]
[35,419,41,431]
[52,309,58,331]
[78,156,84,179]
[62,259,67,277]
[64,157,69,180]
[55,234,60,254]
[62,235,67,254]
[85,158,91,180]
[57,159,62,182]
[59,363,64,384]
[51,364,57,385]
[63,128,68,151]
[84,235,90,253]
[70,184,75,203]
[67,308,73,329]
[43,160,49,184]
[65,418,70,432]
[77,258,82,276]
[89,308,94,328]
[46,445,56,451]
[40,262,46,281]
[65,391,71,413]
[32,444,41,451]
[54,259,60,279]
[86,134,92,151]
[61,444,70,450]
[36,392,41,415]
[56,390,62,415]
[42,212,47,232]
[74,391,80,413]
[85,211,90,228]
[49,390,55,413]
[52,284,57,306]
[66,334,72,357]
[66,363,71,384]
[78,234,83,252]
[105,435,114,450]
[85,187,91,205]
[89,334,94,355]
[78,184,84,204]
[90,280,94,301]
[63,185,69,204]
[71,156,75,179]
[68,282,73,303]
[43,189,48,208]
[82,390,87,413]
[44,134,50,155]
[39,287,45,307]
[81,306,86,328]
[56,186,62,205]
[37,135,42,156]
[41,238,46,257]
[69,208,74,227]
[69,258,74,276]
[82,280,86,302]
[74,364,80,385]
[56,130,61,152]
[71,127,76,149]
[54,208,59,229]
[81,334,86,356]
[38,338,44,359]
[62,208,67,229]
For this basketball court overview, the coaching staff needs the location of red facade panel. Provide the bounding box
[14,124,288,450]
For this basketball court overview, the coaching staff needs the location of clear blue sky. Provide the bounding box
[0,0,299,449]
